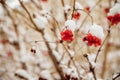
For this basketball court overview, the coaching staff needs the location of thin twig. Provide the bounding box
[71,0,76,19]
[62,44,82,79]
[61,0,67,20]
[1,1,20,50]
[31,0,42,10]
[94,26,111,62]
[84,54,97,80]
[78,0,102,31]
[112,73,120,80]
[18,0,64,79]
[19,0,40,31]
[76,9,94,25]
[73,0,102,49]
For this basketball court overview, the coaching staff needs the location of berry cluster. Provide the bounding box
[83,33,101,47]
[61,29,74,42]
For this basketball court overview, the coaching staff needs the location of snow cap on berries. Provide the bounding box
[65,20,76,31]
[108,3,120,15]
[60,20,76,42]
[83,24,104,47]
[89,23,104,39]
[107,3,120,25]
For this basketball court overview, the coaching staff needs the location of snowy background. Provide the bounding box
[0,0,120,80]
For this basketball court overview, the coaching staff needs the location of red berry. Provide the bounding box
[104,7,109,13]
[107,14,120,25]
[83,33,101,47]
[73,12,80,20]
[60,29,74,41]
[84,6,90,12]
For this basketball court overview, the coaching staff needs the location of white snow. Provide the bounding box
[0,5,4,16]
[88,54,96,68]
[15,69,34,80]
[68,50,75,57]
[6,0,29,9]
[64,5,71,13]
[89,23,104,39]
[108,3,120,15]
[75,2,83,10]
[40,10,52,20]
[64,20,76,31]
[81,23,91,34]
[40,70,54,80]
[33,13,48,30]
[85,0,95,8]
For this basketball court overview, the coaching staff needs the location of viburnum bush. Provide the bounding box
[0,0,120,80]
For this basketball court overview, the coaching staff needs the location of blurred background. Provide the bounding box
[0,0,120,80]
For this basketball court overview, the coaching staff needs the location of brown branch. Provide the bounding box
[114,0,118,4]
[18,0,64,79]
[94,28,110,62]
[2,2,18,36]
[77,0,102,31]
[5,6,34,29]
[58,50,66,64]
[84,54,97,80]
[61,0,67,20]
[75,9,94,26]
[73,0,102,48]
[101,42,110,79]
[31,0,42,10]
[1,1,20,50]
[71,0,76,19]
[112,73,120,80]
[62,44,82,79]
[93,24,111,79]
[19,0,40,31]
[15,73,28,80]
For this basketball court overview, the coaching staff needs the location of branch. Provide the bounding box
[61,0,67,20]
[71,0,76,19]
[18,0,64,79]
[1,1,20,50]
[62,44,82,79]
[112,73,120,80]
[94,26,111,62]
[84,54,97,80]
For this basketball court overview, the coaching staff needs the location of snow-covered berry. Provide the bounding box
[83,24,104,47]
[73,11,81,20]
[107,13,120,25]
[83,33,101,46]
[65,20,76,31]
[61,29,74,41]
[107,3,120,25]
